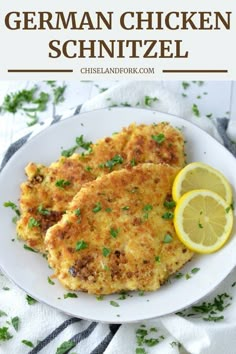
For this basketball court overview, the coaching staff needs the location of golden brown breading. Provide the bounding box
[17,122,185,252]
[45,164,193,295]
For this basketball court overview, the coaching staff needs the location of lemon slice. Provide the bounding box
[172,162,232,204]
[174,189,233,254]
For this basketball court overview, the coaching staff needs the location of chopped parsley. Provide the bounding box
[61,135,92,157]
[143,204,153,220]
[182,81,190,90]
[130,158,137,166]
[162,212,174,220]
[99,155,124,170]
[0,310,7,317]
[136,348,147,354]
[75,240,88,251]
[92,202,102,213]
[102,247,111,257]
[11,317,20,331]
[226,203,234,213]
[28,217,40,229]
[177,292,232,322]
[206,113,213,119]
[55,179,71,188]
[110,227,120,238]
[174,272,184,279]
[63,292,78,299]
[198,222,204,229]
[56,340,76,354]
[74,208,81,216]
[151,134,165,144]
[37,205,51,216]
[135,325,165,352]
[155,256,161,263]
[191,267,200,274]
[163,234,173,243]
[0,87,37,114]
[163,200,176,209]
[85,166,93,172]
[121,206,129,211]
[144,96,159,107]
[96,295,104,301]
[110,300,120,307]
[0,327,12,342]
[3,201,20,216]
[143,204,153,211]
[47,277,55,285]
[52,84,67,105]
[61,145,78,157]
[23,244,38,253]
[76,135,92,150]
[192,103,200,117]
[22,339,34,348]
[105,207,112,213]
[26,295,37,305]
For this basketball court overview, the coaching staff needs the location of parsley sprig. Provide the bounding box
[61,135,92,157]
[177,292,232,322]
[0,82,67,126]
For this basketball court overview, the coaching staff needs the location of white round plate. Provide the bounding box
[0,107,235,323]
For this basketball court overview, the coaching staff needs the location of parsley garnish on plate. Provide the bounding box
[102,247,111,257]
[37,205,51,216]
[47,277,55,285]
[55,179,71,188]
[99,155,124,171]
[110,227,120,238]
[162,212,174,220]
[110,300,120,307]
[92,202,102,213]
[63,292,78,299]
[76,135,92,151]
[152,134,165,144]
[75,240,88,251]
[23,244,38,253]
[3,201,20,216]
[28,217,41,229]
[163,200,176,209]
[163,234,173,243]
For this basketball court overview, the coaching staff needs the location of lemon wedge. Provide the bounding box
[174,189,233,254]
[172,162,233,205]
